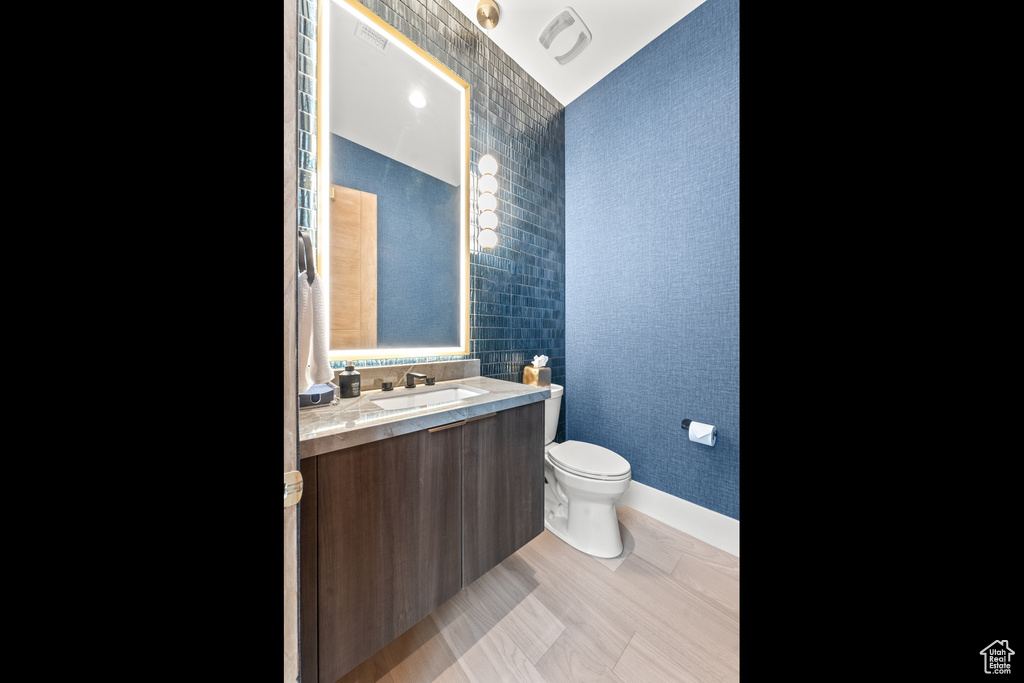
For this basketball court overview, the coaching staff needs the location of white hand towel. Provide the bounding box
[297,271,314,393]
[308,272,334,386]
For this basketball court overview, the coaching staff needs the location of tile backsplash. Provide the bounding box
[333,358,481,391]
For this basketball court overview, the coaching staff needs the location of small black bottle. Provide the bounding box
[339,363,361,398]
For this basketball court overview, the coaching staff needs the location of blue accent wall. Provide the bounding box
[565,0,740,520]
[330,134,461,347]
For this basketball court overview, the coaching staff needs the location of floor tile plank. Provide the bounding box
[534,627,629,683]
[613,507,691,574]
[607,554,739,682]
[500,549,634,672]
[325,505,738,682]
[468,563,567,664]
[668,547,739,617]
[612,632,701,683]
[430,588,547,682]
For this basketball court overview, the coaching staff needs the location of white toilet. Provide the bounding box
[542,384,631,558]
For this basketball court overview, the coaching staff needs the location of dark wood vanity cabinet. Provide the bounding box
[462,401,544,586]
[300,425,463,683]
[300,400,543,683]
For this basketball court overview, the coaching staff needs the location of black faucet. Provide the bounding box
[406,372,427,388]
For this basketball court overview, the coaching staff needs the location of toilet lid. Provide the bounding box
[547,440,631,480]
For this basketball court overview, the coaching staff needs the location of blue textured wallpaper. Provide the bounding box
[565,0,740,519]
[330,134,460,347]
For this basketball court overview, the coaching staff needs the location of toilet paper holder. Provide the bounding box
[681,419,717,445]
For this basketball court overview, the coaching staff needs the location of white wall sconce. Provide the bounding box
[478,224,498,249]
[479,152,498,176]
[479,209,498,230]
[478,192,496,213]
[478,153,499,249]
[479,172,497,195]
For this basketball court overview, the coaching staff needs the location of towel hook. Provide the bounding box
[298,230,315,285]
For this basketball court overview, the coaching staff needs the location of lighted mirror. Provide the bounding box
[319,0,470,361]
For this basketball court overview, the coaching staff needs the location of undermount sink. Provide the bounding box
[370,384,489,410]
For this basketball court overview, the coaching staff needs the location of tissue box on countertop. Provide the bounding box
[522,355,551,387]
[522,366,551,387]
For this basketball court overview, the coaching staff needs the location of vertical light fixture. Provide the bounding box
[476,0,500,250]
[478,153,499,249]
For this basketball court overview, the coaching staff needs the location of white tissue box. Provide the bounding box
[522,366,551,387]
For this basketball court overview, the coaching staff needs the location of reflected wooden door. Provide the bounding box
[329,185,377,350]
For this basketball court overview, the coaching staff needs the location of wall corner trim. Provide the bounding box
[617,480,739,558]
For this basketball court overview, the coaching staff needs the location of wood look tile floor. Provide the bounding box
[336,506,739,683]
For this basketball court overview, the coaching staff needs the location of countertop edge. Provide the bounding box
[299,378,550,459]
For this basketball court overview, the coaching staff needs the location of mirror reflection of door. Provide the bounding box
[329,184,377,350]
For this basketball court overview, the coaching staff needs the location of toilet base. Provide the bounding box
[543,464,625,559]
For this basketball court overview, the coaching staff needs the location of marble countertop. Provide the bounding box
[299,376,551,458]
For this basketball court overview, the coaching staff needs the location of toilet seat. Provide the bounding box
[547,440,631,481]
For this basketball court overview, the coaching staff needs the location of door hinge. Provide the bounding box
[284,471,303,508]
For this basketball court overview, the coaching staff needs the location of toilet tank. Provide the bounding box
[544,384,564,445]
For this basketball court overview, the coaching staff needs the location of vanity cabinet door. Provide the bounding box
[462,401,545,586]
[299,455,319,683]
[314,426,463,683]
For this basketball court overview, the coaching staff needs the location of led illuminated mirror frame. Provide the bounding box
[318,0,470,361]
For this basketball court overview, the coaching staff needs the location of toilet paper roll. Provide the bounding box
[688,420,717,446]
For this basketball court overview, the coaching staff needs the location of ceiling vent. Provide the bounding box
[355,20,390,54]
[538,7,591,65]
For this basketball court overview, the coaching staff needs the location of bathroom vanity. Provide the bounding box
[298,375,548,683]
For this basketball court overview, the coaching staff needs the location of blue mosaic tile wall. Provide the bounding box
[301,0,566,441]
[297,0,317,235]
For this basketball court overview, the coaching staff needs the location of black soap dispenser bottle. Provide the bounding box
[339,363,361,398]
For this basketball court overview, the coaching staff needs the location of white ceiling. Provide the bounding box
[325,0,708,185]
[448,0,708,106]
[329,1,464,185]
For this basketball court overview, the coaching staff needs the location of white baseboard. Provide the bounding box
[617,480,739,558]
